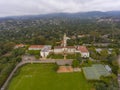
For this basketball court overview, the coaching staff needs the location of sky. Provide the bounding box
[0,0,120,17]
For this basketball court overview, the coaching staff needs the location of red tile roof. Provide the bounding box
[29,45,44,49]
[15,44,25,47]
[54,46,63,49]
[78,46,89,53]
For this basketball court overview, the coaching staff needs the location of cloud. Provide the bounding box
[0,0,120,17]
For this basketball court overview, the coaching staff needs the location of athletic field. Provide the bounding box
[8,64,92,90]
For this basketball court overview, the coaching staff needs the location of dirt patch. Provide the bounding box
[57,66,73,73]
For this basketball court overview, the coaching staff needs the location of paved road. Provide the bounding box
[0,56,73,90]
[1,62,24,90]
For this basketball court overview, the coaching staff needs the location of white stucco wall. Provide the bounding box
[81,52,89,58]
[28,48,42,50]
[41,51,49,58]
[67,48,76,53]
[54,49,64,53]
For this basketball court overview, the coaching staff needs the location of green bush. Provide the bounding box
[72,60,80,68]
[35,55,40,59]
[66,54,76,59]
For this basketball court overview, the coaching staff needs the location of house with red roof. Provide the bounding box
[28,45,45,50]
[77,46,89,58]
[14,44,25,49]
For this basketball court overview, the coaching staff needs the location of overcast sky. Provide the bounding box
[0,0,120,17]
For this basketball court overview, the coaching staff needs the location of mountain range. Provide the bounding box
[1,11,120,20]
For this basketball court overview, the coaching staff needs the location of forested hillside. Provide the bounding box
[0,16,120,46]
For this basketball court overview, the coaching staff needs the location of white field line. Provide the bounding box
[13,76,24,90]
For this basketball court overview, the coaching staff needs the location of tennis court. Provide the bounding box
[83,64,111,80]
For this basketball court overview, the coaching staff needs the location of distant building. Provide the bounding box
[95,48,102,53]
[14,44,25,49]
[28,45,44,50]
[105,65,112,73]
[77,46,89,58]
[108,48,113,54]
[78,35,85,38]
[96,48,112,54]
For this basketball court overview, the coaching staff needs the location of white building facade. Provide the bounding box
[40,45,52,58]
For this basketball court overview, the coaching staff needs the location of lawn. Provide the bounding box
[47,53,64,59]
[8,64,92,90]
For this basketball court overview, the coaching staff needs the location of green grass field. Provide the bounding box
[8,64,92,90]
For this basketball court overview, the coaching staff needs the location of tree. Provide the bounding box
[72,60,80,68]
[95,82,107,90]
[16,56,22,62]
[100,49,109,60]
[12,48,25,57]
[114,48,120,55]
[90,31,100,43]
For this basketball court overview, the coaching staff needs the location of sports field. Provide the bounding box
[8,64,92,90]
[83,64,111,80]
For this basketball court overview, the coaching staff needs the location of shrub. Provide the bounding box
[35,55,40,59]
[72,60,80,68]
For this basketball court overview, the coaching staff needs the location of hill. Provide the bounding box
[1,11,120,20]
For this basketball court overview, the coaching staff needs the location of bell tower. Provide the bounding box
[63,33,67,47]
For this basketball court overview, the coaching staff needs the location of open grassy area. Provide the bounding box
[47,53,64,59]
[8,64,92,90]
